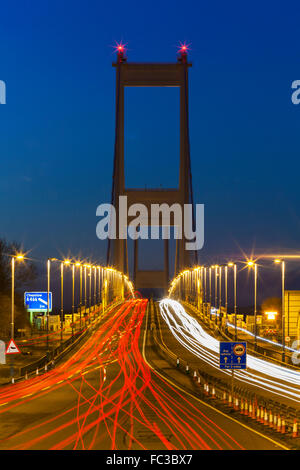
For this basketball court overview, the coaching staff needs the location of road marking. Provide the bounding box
[142,303,290,451]
[41,386,51,391]
[0,402,8,407]
[22,393,33,398]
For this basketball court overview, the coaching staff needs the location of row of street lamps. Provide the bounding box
[170,258,287,361]
[10,254,133,353]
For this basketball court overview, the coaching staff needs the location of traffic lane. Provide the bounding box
[142,307,285,450]
[0,301,130,406]
[0,300,139,449]
[0,343,120,449]
[179,304,300,409]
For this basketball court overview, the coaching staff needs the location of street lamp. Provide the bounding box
[76,263,82,330]
[228,262,237,340]
[11,254,24,340]
[224,265,228,315]
[219,266,222,326]
[209,267,212,318]
[88,265,92,323]
[84,264,87,326]
[93,266,97,314]
[10,253,24,383]
[247,261,258,350]
[98,266,101,308]
[274,259,286,362]
[71,263,75,340]
[214,265,219,321]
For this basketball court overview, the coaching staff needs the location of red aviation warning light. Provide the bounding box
[177,42,190,63]
[114,41,127,63]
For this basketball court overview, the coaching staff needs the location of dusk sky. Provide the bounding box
[1,0,300,283]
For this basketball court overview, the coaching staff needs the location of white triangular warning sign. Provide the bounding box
[6,339,21,354]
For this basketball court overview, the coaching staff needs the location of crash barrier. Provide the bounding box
[184,301,298,370]
[149,302,300,442]
[11,300,122,384]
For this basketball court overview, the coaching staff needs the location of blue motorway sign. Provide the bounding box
[219,342,247,370]
[24,292,52,312]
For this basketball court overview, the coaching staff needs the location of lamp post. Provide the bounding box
[60,259,74,339]
[274,259,286,362]
[219,266,222,327]
[89,265,92,323]
[78,263,82,330]
[94,266,97,315]
[204,267,207,308]
[209,267,212,318]
[11,254,24,340]
[228,262,237,340]
[225,265,228,315]
[46,258,50,352]
[84,264,87,326]
[10,253,24,382]
[72,263,75,341]
[75,262,82,330]
[98,266,101,308]
[248,261,258,350]
[214,265,218,324]
[60,262,64,345]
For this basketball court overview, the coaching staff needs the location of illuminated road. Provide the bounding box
[159,299,300,407]
[0,299,287,450]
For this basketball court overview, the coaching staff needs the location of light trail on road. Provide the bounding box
[0,299,248,450]
[159,299,300,403]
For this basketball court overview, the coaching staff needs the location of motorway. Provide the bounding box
[0,299,288,450]
[159,299,300,409]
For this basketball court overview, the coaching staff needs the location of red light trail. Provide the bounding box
[0,299,248,449]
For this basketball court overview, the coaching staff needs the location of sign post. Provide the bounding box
[219,342,247,396]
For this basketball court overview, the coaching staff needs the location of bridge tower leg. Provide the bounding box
[107,50,197,292]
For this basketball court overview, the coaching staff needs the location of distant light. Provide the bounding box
[265,311,278,320]
[228,262,234,267]
[114,41,126,55]
[247,261,254,267]
[64,259,71,265]
[274,259,281,264]
[178,42,190,54]
[15,254,24,260]
[75,262,81,267]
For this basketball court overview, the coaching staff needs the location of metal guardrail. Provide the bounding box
[185,301,300,371]
[7,300,122,384]
[150,301,300,444]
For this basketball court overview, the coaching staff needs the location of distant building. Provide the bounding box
[284,291,300,341]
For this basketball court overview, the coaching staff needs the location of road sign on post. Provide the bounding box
[219,342,247,369]
[6,339,21,355]
[24,292,52,312]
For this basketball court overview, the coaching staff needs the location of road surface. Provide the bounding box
[0,299,288,450]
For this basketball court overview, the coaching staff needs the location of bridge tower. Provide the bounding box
[107,45,197,292]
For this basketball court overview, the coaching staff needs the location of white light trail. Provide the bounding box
[159,299,300,403]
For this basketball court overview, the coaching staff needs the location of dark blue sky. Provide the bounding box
[1,0,300,279]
